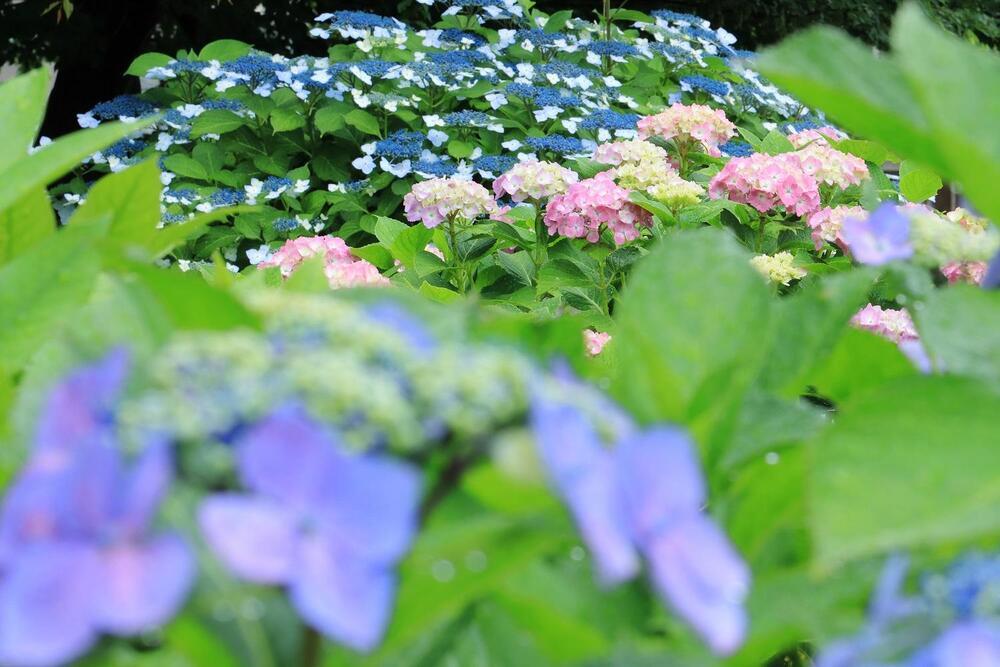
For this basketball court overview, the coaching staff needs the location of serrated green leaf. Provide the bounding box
[345,108,381,137]
[190,109,247,138]
[0,69,49,173]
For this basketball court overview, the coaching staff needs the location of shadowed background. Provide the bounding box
[1,0,997,137]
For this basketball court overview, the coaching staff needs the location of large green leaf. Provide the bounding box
[0,187,56,263]
[914,284,1000,385]
[0,224,102,369]
[811,375,1000,569]
[0,117,157,212]
[70,160,162,255]
[612,228,773,455]
[0,69,50,173]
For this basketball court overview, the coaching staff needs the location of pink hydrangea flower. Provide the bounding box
[708,153,821,216]
[851,304,918,343]
[941,261,987,285]
[787,126,847,148]
[543,171,653,246]
[492,160,579,202]
[636,104,736,157]
[583,329,611,356]
[794,144,868,189]
[403,177,497,228]
[258,235,389,289]
[807,205,867,251]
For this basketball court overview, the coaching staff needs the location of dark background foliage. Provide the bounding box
[2,0,997,137]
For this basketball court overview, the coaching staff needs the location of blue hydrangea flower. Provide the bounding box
[579,110,639,131]
[438,29,487,47]
[103,138,147,160]
[0,351,193,667]
[223,55,283,84]
[426,50,491,68]
[531,397,750,656]
[209,189,247,207]
[89,95,157,120]
[681,75,731,98]
[273,218,299,233]
[441,111,491,127]
[412,160,458,178]
[719,140,753,158]
[682,25,723,45]
[841,203,914,265]
[473,155,517,176]
[651,9,708,25]
[513,29,567,48]
[198,405,420,652]
[374,131,426,160]
[585,41,640,59]
[319,10,402,31]
[523,135,585,155]
[506,84,582,109]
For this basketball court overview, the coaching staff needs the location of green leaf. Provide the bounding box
[0,69,50,173]
[314,105,346,135]
[161,154,209,181]
[198,39,252,62]
[418,282,461,304]
[811,375,1000,569]
[543,10,572,33]
[831,138,889,165]
[0,117,158,212]
[125,52,172,77]
[612,229,773,453]
[535,259,594,294]
[447,139,474,159]
[807,327,917,403]
[461,465,556,516]
[758,268,876,394]
[270,107,306,133]
[898,161,942,202]
[722,392,826,470]
[69,160,162,255]
[915,285,1000,384]
[760,130,796,155]
[0,188,56,263]
[0,225,102,370]
[190,109,247,138]
[153,206,254,259]
[496,251,536,287]
[191,143,226,179]
[344,109,381,137]
[125,264,260,331]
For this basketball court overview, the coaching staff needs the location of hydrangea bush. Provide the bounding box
[1,2,999,666]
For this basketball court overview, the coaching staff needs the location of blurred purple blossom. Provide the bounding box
[0,351,193,667]
[531,398,750,655]
[908,622,1000,667]
[198,404,421,652]
[842,203,914,265]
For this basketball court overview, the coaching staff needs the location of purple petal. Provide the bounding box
[910,621,1000,667]
[841,203,913,266]
[0,542,100,667]
[614,427,706,545]
[34,348,130,453]
[531,400,639,584]
[94,533,194,635]
[289,530,395,653]
[981,249,1000,289]
[236,405,338,509]
[644,514,750,656]
[114,438,173,537]
[198,494,297,584]
[317,452,420,565]
[57,441,121,539]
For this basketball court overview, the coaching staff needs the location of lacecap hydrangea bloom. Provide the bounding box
[807,205,867,251]
[709,152,821,216]
[492,160,579,202]
[257,235,389,289]
[592,139,671,167]
[543,171,653,246]
[749,252,807,285]
[637,103,736,157]
[403,177,498,228]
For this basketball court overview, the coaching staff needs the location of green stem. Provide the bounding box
[532,203,548,269]
[447,217,468,293]
[302,627,322,667]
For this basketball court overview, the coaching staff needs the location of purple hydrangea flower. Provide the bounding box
[908,622,1000,667]
[0,351,193,667]
[983,250,1000,289]
[198,404,421,652]
[841,202,914,265]
[531,398,750,655]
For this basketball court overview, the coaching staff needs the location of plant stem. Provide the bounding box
[533,204,548,268]
[302,626,321,667]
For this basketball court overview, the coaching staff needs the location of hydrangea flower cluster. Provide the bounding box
[636,103,737,157]
[646,174,706,210]
[257,235,388,289]
[583,329,612,356]
[543,171,653,246]
[851,303,919,343]
[709,152,821,216]
[609,158,682,193]
[807,205,867,251]
[787,126,847,147]
[794,143,869,189]
[592,139,671,167]
[749,252,807,285]
[492,160,579,202]
[403,177,498,228]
